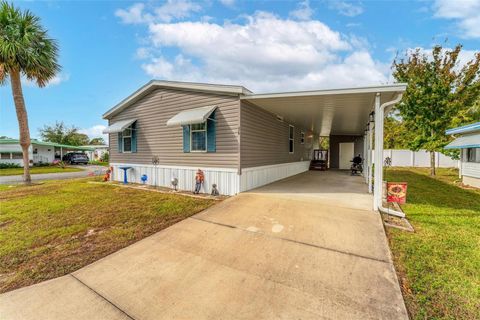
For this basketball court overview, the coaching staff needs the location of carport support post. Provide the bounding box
[373,93,383,211]
[367,120,373,193]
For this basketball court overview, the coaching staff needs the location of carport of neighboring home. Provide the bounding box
[241,84,407,212]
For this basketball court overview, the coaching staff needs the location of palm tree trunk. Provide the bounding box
[430,151,436,176]
[10,69,31,183]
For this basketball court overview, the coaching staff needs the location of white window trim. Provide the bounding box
[289,125,294,154]
[190,121,208,153]
[300,131,305,145]
[122,127,132,153]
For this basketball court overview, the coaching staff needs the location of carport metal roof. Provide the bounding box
[241,84,407,136]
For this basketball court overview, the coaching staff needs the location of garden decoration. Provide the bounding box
[103,168,111,182]
[171,177,178,191]
[386,182,408,204]
[141,174,148,184]
[211,183,219,196]
[119,166,132,184]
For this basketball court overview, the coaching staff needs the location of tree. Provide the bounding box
[39,121,90,146]
[0,2,60,183]
[89,137,105,145]
[393,45,480,175]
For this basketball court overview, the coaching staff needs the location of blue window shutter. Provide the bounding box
[117,132,123,153]
[183,125,190,153]
[207,111,216,152]
[131,122,137,153]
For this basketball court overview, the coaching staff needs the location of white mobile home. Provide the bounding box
[0,138,94,167]
[445,122,480,188]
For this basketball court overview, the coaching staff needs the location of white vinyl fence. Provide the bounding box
[372,149,459,168]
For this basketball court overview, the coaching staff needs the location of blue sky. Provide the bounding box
[1,0,479,141]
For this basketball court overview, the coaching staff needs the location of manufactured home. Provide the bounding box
[0,138,94,167]
[446,122,480,188]
[103,80,406,213]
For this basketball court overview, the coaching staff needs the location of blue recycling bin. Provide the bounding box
[119,166,132,184]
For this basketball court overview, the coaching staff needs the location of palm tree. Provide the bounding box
[0,2,60,183]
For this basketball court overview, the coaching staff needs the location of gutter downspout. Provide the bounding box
[374,93,405,218]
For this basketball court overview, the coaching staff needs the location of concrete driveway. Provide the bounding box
[0,170,408,320]
[0,165,107,184]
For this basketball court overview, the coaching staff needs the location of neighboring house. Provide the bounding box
[102,80,406,199]
[0,138,94,167]
[81,145,109,161]
[445,122,480,188]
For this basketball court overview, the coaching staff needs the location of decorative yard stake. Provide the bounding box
[386,182,408,204]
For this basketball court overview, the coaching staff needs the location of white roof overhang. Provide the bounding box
[103,80,251,119]
[241,84,407,136]
[444,133,480,149]
[166,105,217,127]
[103,119,137,134]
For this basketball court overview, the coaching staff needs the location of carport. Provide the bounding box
[241,84,407,215]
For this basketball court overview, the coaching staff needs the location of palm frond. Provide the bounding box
[0,1,60,87]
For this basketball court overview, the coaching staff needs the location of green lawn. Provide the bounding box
[0,178,215,293]
[0,166,83,176]
[385,167,480,320]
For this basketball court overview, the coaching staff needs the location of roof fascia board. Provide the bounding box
[240,84,408,100]
[446,122,480,135]
[103,80,251,119]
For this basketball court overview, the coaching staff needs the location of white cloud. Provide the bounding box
[328,1,363,17]
[433,0,480,38]
[115,3,152,24]
[289,0,314,21]
[47,73,70,87]
[22,72,70,87]
[115,0,201,24]
[135,11,389,92]
[219,0,235,8]
[79,125,108,142]
[155,0,201,22]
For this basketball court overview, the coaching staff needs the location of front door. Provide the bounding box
[339,142,354,170]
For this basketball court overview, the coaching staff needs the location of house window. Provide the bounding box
[1,153,11,159]
[466,148,479,163]
[300,131,305,144]
[33,148,38,154]
[122,128,132,153]
[289,125,294,153]
[12,152,23,159]
[191,122,207,152]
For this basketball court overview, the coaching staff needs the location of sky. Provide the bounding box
[1,0,479,142]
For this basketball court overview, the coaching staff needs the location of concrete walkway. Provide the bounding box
[0,170,408,320]
[0,165,107,184]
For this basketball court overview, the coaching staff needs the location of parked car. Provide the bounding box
[62,152,89,165]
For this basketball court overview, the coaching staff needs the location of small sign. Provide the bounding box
[387,182,408,204]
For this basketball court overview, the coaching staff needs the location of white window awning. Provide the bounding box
[166,105,217,127]
[444,133,480,149]
[102,119,136,134]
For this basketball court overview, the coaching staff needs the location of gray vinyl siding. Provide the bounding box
[108,88,240,168]
[329,135,364,169]
[240,101,310,168]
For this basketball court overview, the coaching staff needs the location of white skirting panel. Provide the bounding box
[111,161,310,195]
[110,163,240,195]
[240,161,310,192]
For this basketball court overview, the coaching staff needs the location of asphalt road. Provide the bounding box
[0,165,108,184]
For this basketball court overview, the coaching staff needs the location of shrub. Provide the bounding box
[0,163,21,169]
[101,152,109,162]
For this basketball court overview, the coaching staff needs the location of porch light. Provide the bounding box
[369,112,375,122]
